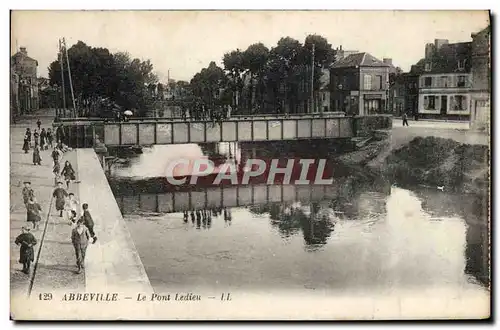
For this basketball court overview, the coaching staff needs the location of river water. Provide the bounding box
[108,142,489,301]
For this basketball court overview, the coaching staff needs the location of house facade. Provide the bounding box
[411,39,472,120]
[330,52,390,116]
[418,72,472,118]
[11,47,39,113]
[10,68,20,121]
[469,26,490,130]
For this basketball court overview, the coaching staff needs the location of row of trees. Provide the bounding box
[46,35,336,117]
[48,41,160,117]
[189,34,336,115]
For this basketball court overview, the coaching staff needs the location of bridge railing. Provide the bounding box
[54,114,392,148]
[56,111,347,123]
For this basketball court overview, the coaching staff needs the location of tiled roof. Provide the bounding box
[331,52,389,68]
[11,52,37,64]
[410,42,472,74]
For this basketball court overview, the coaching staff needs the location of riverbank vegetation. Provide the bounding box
[382,136,489,196]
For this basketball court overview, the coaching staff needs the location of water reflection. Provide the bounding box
[250,202,336,251]
[108,140,489,292]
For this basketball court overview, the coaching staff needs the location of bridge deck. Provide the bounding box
[55,114,392,147]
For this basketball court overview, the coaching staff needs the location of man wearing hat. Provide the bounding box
[52,181,69,217]
[15,227,37,274]
[71,218,91,274]
[22,181,35,208]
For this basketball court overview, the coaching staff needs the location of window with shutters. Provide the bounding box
[424,95,437,110]
[364,75,372,90]
[457,75,467,87]
[440,76,449,87]
[451,95,467,110]
[424,77,432,87]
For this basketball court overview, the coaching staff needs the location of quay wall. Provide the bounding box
[76,149,153,294]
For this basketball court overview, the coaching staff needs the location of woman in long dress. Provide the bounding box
[61,161,76,189]
[26,197,42,230]
[32,146,42,165]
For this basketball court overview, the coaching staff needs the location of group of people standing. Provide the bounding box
[182,207,232,230]
[22,119,69,166]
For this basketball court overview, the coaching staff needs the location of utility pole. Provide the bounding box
[63,38,77,117]
[59,39,67,113]
[311,43,315,113]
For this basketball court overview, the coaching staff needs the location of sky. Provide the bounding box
[11,10,490,83]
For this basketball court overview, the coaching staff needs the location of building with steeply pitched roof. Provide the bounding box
[330,52,390,115]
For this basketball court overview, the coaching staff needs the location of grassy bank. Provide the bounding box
[383,136,489,196]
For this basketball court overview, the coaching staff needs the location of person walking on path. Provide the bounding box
[26,197,42,230]
[15,227,37,274]
[22,133,30,154]
[32,145,42,165]
[53,182,69,217]
[47,128,54,149]
[68,210,78,226]
[51,147,61,167]
[71,218,91,274]
[402,112,409,127]
[40,128,47,150]
[61,161,76,189]
[53,161,61,187]
[33,130,40,148]
[81,203,97,244]
[25,128,32,148]
[36,118,41,131]
[66,193,80,219]
[22,181,35,208]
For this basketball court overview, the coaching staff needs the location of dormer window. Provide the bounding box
[457,59,466,71]
[424,62,432,72]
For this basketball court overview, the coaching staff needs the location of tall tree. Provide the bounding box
[223,49,245,111]
[48,42,158,117]
[242,43,269,112]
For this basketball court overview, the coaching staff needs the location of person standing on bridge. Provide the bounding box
[402,112,409,127]
[53,182,69,217]
[36,118,41,131]
[15,227,37,274]
[71,218,91,274]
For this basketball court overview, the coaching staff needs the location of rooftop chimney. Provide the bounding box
[434,39,449,50]
[19,47,27,55]
[383,58,393,66]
